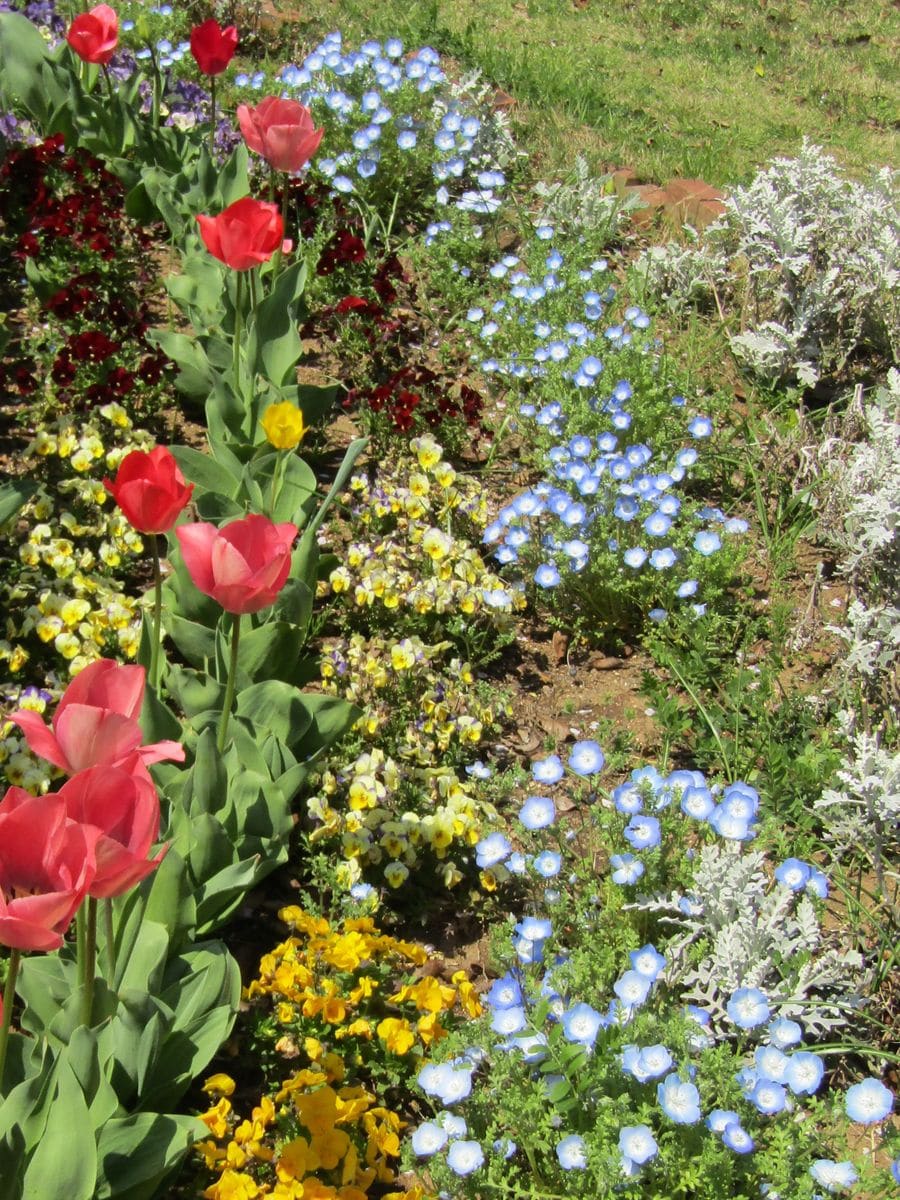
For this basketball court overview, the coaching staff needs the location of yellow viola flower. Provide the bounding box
[203,1168,263,1199]
[376,1017,415,1055]
[262,402,307,450]
[310,1126,350,1170]
[203,1073,237,1097]
[276,1135,320,1181]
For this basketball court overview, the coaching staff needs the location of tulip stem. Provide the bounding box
[150,534,164,691]
[81,897,98,1029]
[271,176,290,282]
[0,949,21,1092]
[248,267,259,319]
[208,74,216,157]
[233,272,243,395]
[102,63,115,102]
[76,902,87,989]
[217,613,241,753]
[104,898,117,983]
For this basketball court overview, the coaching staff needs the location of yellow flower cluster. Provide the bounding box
[317,436,524,627]
[1,404,149,679]
[308,747,498,890]
[320,634,507,766]
[0,685,56,793]
[196,908,480,1200]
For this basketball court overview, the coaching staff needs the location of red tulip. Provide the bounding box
[66,4,119,66]
[8,658,184,775]
[189,18,238,76]
[103,446,194,534]
[197,196,283,271]
[237,96,323,174]
[54,757,166,898]
[0,791,100,952]
[176,514,298,614]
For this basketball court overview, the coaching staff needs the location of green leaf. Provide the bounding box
[0,12,52,125]
[95,1113,205,1200]
[139,685,182,749]
[147,329,213,397]
[235,680,314,747]
[166,667,225,719]
[23,1058,97,1200]
[169,444,240,499]
[63,1027,119,1127]
[272,576,314,638]
[306,436,367,539]
[165,252,226,331]
[186,812,237,886]
[296,381,339,426]
[250,259,307,386]
[0,477,37,526]
[163,613,217,668]
[194,858,280,934]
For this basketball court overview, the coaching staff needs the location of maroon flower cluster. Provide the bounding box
[0,135,168,409]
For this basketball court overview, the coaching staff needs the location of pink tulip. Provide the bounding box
[176,514,298,614]
[54,757,167,898]
[8,658,184,775]
[237,96,323,174]
[0,790,100,952]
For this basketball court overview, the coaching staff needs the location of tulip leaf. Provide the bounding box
[235,680,315,747]
[296,381,340,426]
[165,252,226,331]
[23,1057,97,1200]
[250,260,307,386]
[305,436,368,539]
[186,813,237,886]
[64,1027,120,1127]
[216,142,250,207]
[169,444,240,500]
[94,1112,205,1200]
[139,683,182,749]
[194,858,285,935]
[148,329,213,397]
[0,477,37,527]
[0,13,52,126]
[165,667,226,720]
[272,576,314,639]
[115,848,197,956]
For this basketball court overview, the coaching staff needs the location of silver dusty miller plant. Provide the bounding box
[633,141,899,387]
[532,153,641,246]
[629,841,866,1039]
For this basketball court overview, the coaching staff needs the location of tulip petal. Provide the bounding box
[7,707,70,772]
[177,521,220,594]
[55,705,144,774]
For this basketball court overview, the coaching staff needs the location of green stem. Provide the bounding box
[148,45,161,128]
[104,898,116,983]
[208,73,216,156]
[150,534,163,691]
[248,267,259,319]
[271,175,290,282]
[81,897,97,1029]
[233,271,243,395]
[101,63,115,102]
[216,613,242,753]
[76,903,87,990]
[0,949,22,1092]
[269,449,286,518]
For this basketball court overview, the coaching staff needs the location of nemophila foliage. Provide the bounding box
[192,905,478,1199]
[0,404,150,694]
[317,435,525,648]
[634,141,900,388]
[408,759,895,1200]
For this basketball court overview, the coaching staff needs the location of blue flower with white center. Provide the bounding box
[650,547,676,570]
[630,944,665,979]
[610,853,644,884]
[436,1109,468,1137]
[644,511,672,537]
[556,1134,587,1169]
[475,832,512,869]
[694,530,722,555]
[750,1079,787,1114]
[613,784,643,814]
[710,805,752,841]
[519,795,556,829]
[774,857,811,890]
[536,223,554,239]
[486,972,523,1009]
[677,447,698,467]
[429,1063,474,1105]
[533,850,562,878]
[508,1031,547,1062]
[680,785,714,820]
[845,1077,894,1124]
[615,497,640,521]
[534,563,560,588]
[810,1160,859,1192]
[727,987,771,1030]
[636,1045,673,1079]
[385,36,403,56]
[707,1108,741,1133]
[618,1124,658,1169]
[357,157,378,178]
[533,755,564,785]
[755,1044,788,1081]
[447,1140,484,1176]
[657,1073,701,1124]
[490,1004,527,1035]
[516,916,553,942]
[505,527,530,549]
[677,578,699,597]
[784,1050,824,1095]
[722,1122,755,1154]
[332,174,354,193]
[806,867,829,898]
[722,781,760,820]
[621,547,647,570]
[624,814,661,850]
[396,129,417,149]
[412,1121,448,1157]
[568,740,605,776]
[613,969,652,1008]
[688,415,713,437]
[562,1002,604,1047]
[767,1017,803,1049]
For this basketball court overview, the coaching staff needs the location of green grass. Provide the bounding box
[266,0,897,184]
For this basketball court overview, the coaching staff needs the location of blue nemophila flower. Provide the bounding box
[709,806,753,841]
[707,1108,741,1133]
[624,814,661,850]
[845,1077,894,1124]
[785,1050,825,1095]
[561,1002,604,1047]
[490,1004,527,1035]
[610,853,644,884]
[649,608,668,623]
[568,739,605,776]
[476,832,512,869]
[650,547,677,570]
[613,783,642,814]
[533,563,560,588]
[657,1073,701,1124]
[727,987,771,1030]
[644,511,672,537]
[688,415,713,437]
[768,1017,803,1049]
[350,882,375,901]
[466,759,492,780]
[614,497,640,522]
[694,530,722,556]
[418,1062,473,1105]
[623,546,648,569]
[533,850,562,878]
[486,972,523,1009]
[722,1122,755,1154]
[630,944,666,979]
[755,1044,788,1081]
[437,1108,469,1137]
[809,1160,859,1193]
[447,1140,484,1176]
[396,129,417,149]
[532,755,564,785]
[621,1043,673,1081]
[618,1124,658,1168]
[613,969,652,1008]
[516,916,553,941]
[680,784,714,820]
[412,1121,448,1157]
[519,795,556,830]
[774,857,812,890]
[750,1079,788,1115]
[556,1134,587,1170]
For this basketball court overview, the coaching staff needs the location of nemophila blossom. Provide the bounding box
[568,739,605,776]
[707,1108,741,1134]
[810,1160,859,1193]
[709,806,753,841]
[618,1125,658,1168]
[623,814,661,850]
[446,1140,484,1176]
[533,850,562,878]
[650,547,677,570]
[485,972,523,1009]
[657,1073,702,1124]
[613,783,643,814]
[436,1109,468,1138]
[688,416,713,437]
[694,530,722,556]
[519,795,556,830]
[845,1077,894,1124]
[493,1137,516,1159]
[490,1004,527,1035]
[727,986,771,1030]
[613,969,652,1009]
[475,832,512,869]
[768,1017,803,1049]
[755,1044,788,1081]
[561,1002,604,1048]
[411,1121,448,1157]
[622,1044,673,1081]
[534,563,560,588]
[556,1134,587,1170]
[774,857,812,890]
[681,784,715,820]
[610,853,644,884]
[750,1079,788,1115]
[630,944,666,979]
[785,1050,825,1095]
[722,1122,755,1154]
